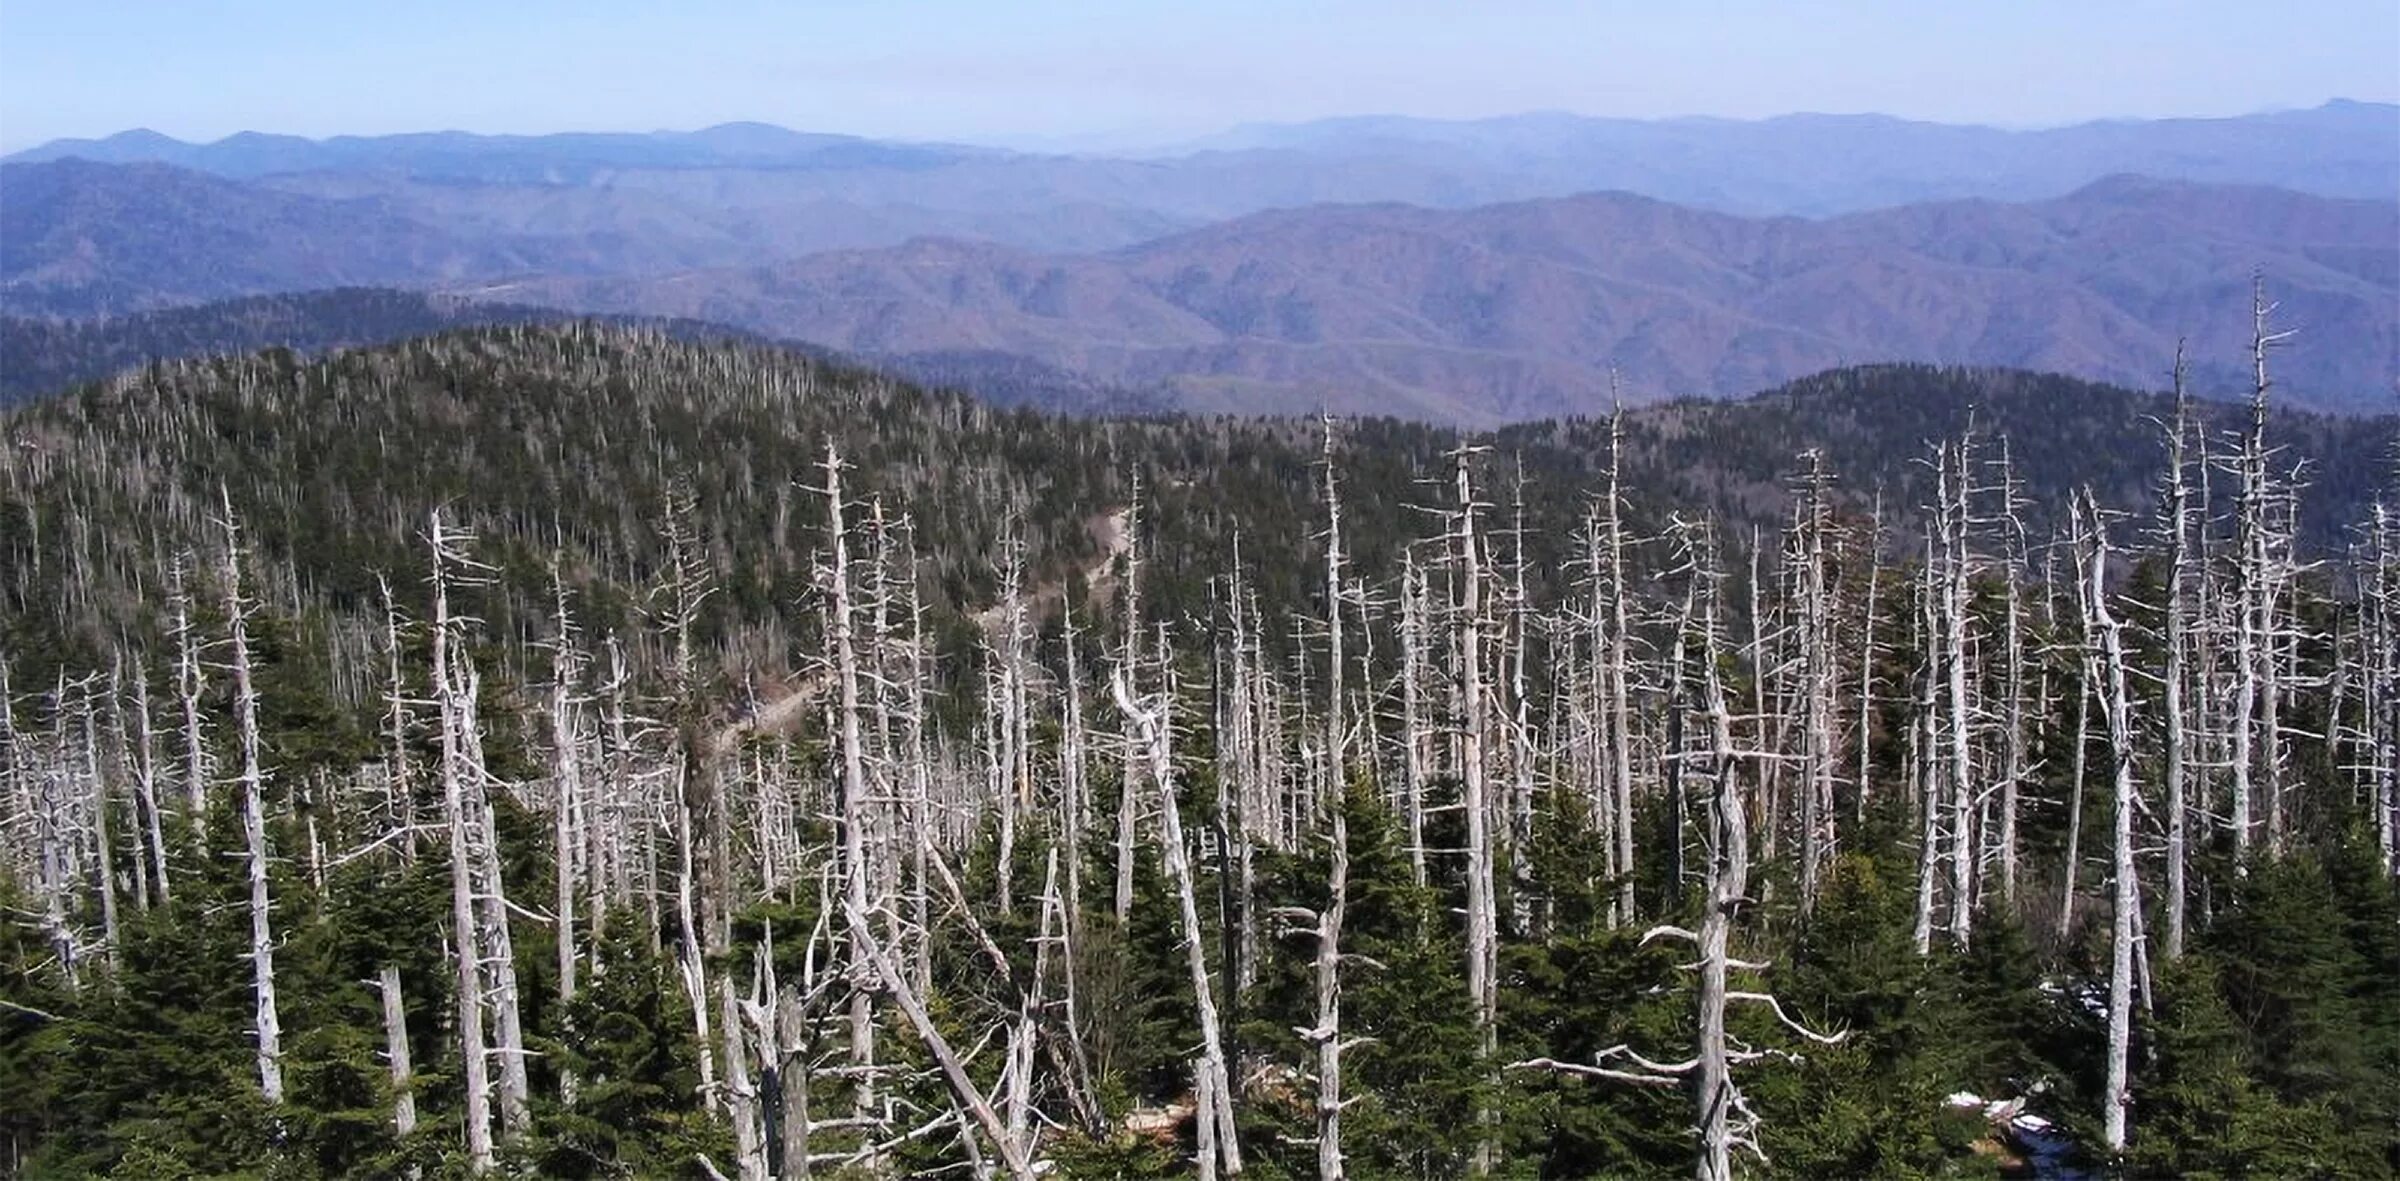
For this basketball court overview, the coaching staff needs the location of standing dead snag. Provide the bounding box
[1308,797,1357,1180]
[1304,421,1362,1179]
[1445,446,1504,1176]
[1909,534,1942,957]
[376,575,419,862]
[1933,438,1979,949]
[377,965,418,1141]
[1853,494,1884,826]
[1398,550,1432,887]
[1598,402,1639,925]
[1995,441,2032,910]
[121,656,171,907]
[1515,517,1843,1181]
[167,554,212,840]
[1321,416,1351,800]
[1115,476,1147,927]
[2360,497,2399,879]
[2157,349,2196,957]
[1789,451,1839,911]
[2226,277,2300,864]
[545,563,593,1103]
[427,510,530,1166]
[218,492,285,1106]
[1113,655,1243,1178]
[815,442,885,1157]
[2074,491,2145,1156]
[2051,536,2096,944]
[430,510,493,1172]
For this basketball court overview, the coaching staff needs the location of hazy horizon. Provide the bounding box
[5,0,2394,155]
[7,95,2393,160]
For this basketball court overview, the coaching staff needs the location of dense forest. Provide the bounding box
[0,290,574,408]
[0,287,1154,415]
[1,316,2396,1179]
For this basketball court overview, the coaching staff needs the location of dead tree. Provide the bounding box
[816,443,884,1154]
[427,510,529,1166]
[2227,277,2298,863]
[1994,442,2032,908]
[841,901,1036,1180]
[377,575,418,861]
[2075,492,2145,1156]
[1449,447,1502,1175]
[2363,498,2399,877]
[1322,418,1352,797]
[1854,494,1885,824]
[376,965,419,1141]
[2059,540,2095,943]
[1515,517,1843,1181]
[1113,651,1243,1178]
[546,565,591,1100]
[1398,550,1432,886]
[2156,352,2197,956]
[218,493,285,1106]
[168,555,211,837]
[1103,479,1146,930]
[1599,404,1640,924]
[1789,451,1839,910]
[1932,440,1979,947]
[1910,535,1942,957]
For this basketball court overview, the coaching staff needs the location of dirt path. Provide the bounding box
[709,506,1129,755]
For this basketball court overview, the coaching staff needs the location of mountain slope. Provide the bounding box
[492,178,2400,422]
[0,287,1164,412]
[6,104,2390,325]
[0,160,597,316]
[6,330,2389,682]
[0,289,582,405]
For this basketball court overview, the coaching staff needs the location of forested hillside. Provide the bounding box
[2,325,2395,1178]
[487,178,2400,420]
[0,290,581,407]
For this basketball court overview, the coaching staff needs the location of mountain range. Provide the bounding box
[484,176,2399,420]
[13,101,2393,217]
[4,103,2394,420]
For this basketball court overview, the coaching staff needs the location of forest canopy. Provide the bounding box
[1,319,2396,1179]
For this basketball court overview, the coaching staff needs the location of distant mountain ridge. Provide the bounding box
[13,102,2393,215]
[0,159,607,317]
[0,287,1162,413]
[487,176,2399,422]
[2,103,2389,299]
[6,122,999,182]
[6,103,2391,423]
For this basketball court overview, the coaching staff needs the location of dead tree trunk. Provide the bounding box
[168,556,210,838]
[1113,655,1243,1177]
[377,964,418,1141]
[1516,517,1843,1181]
[2076,493,2143,1156]
[1602,405,1639,925]
[218,494,284,1106]
[2159,354,2196,958]
[547,567,589,1102]
[818,443,883,1155]
[1793,451,1838,911]
[1115,479,1146,926]
[429,511,495,1172]
[1399,551,1431,887]
[1450,448,1502,1176]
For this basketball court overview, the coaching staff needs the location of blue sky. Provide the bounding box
[2,0,2394,151]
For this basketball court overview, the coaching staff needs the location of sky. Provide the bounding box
[2,0,2395,152]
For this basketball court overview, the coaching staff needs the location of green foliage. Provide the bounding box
[2,329,2395,1177]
